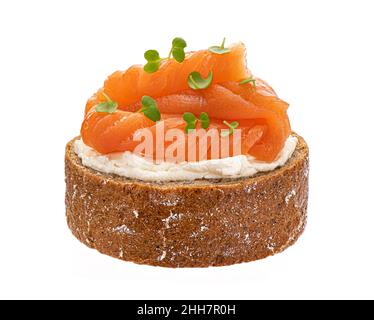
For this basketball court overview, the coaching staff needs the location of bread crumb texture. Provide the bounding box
[65,134,309,268]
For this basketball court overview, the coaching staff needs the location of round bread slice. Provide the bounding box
[65,134,309,268]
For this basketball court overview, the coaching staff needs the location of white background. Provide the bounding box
[0,0,373,300]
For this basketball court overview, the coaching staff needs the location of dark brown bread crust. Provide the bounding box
[65,134,309,267]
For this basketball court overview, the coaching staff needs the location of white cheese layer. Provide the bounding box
[74,136,298,182]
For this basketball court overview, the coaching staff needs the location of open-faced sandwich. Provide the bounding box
[65,38,309,267]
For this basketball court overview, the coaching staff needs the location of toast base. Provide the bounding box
[65,134,309,268]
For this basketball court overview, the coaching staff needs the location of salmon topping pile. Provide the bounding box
[81,42,291,162]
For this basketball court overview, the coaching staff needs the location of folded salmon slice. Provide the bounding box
[85,43,250,114]
[81,111,266,162]
[81,43,291,162]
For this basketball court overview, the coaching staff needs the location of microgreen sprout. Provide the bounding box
[169,37,187,62]
[239,77,257,89]
[144,37,187,73]
[139,96,161,122]
[182,112,210,133]
[144,50,162,74]
[209,38,231,55]
[188,71,213,90]
[95,92,118,114]
[221,120,239,137]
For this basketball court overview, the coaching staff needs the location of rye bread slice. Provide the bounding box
[65,134,309,268]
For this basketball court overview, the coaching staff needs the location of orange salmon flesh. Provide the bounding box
[81,43,291,162]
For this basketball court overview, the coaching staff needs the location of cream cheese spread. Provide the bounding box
[74,136,298,182]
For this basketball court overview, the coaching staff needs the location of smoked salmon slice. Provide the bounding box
[85,43,250,114]
[81,112,266,162]
[81,42,291,163]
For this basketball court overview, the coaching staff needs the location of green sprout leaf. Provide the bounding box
[95,92,118,114]
[172,48,185,63]
[183,112,210,133]
[199,112,210,129]
[183,112,196,123]
[144,62,159,73]
[221,120,239,137]
[209,37,231,55]
[170,37,187,63]
[188,71,213,90]
[239,77,257,88]
[144,50,161,73]
[144,49,160,61]
[172,37,187,49]
[139,96,161,122]
[95,102,117,114]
